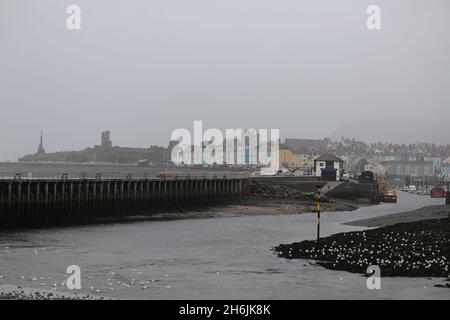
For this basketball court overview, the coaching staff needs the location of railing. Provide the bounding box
[0,172,246,181]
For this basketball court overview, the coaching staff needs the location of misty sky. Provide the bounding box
[1,0,449,161]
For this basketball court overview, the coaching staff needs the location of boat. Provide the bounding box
[380,189,397,203]
[431,186,446,198]
[378,180,397,203]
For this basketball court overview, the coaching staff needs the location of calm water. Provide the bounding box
[0,192,448,299]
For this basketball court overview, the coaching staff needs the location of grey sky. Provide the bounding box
[1,0,449,160]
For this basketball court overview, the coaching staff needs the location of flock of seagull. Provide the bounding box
[0,246,174,299]
[275,220,450,278]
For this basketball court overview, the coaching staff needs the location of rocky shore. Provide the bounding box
[274,212,450,286]
[226,181,367,215]
[250,181,329,202]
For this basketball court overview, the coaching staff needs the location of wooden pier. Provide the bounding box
[0,176,246,228]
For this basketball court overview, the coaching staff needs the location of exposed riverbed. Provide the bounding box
[0,192,448,299]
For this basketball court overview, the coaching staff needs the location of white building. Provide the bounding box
[313,153,344,181]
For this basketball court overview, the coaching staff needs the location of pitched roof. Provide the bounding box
[279,144,294,151]
[284,138,327,154]
[314,153,343,162]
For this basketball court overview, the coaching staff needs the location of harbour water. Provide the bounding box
[0,192,448,299]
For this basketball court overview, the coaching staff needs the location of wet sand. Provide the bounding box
[136,198,367,221]
[345,204,450,227]
[1,197,367,229]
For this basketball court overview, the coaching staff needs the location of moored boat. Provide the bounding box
[431,186,445,198]
[380,189,397,203]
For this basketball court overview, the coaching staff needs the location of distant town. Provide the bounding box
[18,131,450,184]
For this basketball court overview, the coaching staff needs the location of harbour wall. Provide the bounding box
[0,177,244,228]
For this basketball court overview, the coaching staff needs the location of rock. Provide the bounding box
[250,182,306,199]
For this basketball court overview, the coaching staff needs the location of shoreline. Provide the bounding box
[132,197,370,221]
[2,201,447,299]
[0,284,109,300]
[345,204,450,227]
[0,196,372,231]
[274,204,450,287]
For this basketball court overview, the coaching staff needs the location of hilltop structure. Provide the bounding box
[36,132,45,154]
[20,131,168,165]
[100,130,112,149]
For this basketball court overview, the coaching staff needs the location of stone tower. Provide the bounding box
[101,130,112,148]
